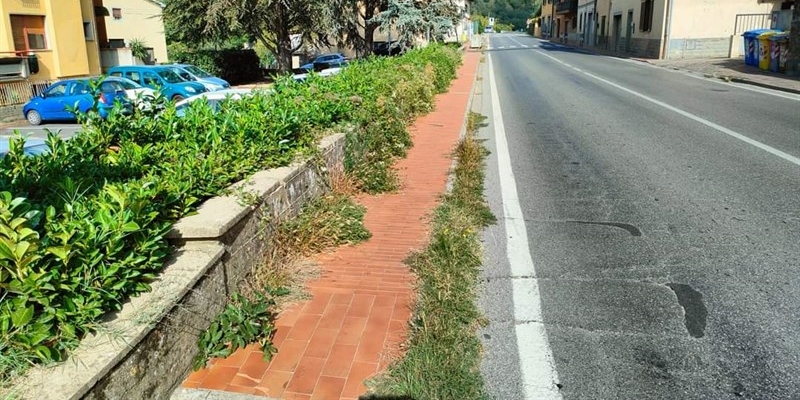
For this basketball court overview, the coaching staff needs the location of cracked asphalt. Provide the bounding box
[477,33,800,399]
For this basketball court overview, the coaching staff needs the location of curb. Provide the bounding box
[727,76,800,96]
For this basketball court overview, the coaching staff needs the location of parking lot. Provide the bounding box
[1,123,81,139]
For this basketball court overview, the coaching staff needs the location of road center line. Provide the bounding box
[488,53,563,400]
[534,50,800,167]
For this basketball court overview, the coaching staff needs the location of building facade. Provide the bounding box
[589,0,777,59]
[0,0,102,81]
[100,0,168,65]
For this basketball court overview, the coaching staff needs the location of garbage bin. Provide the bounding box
[742,29,772,66]
[769,33,784,72]
[775,33,791,73]
[757,31,778,71]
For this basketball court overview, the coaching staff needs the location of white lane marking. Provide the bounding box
[488,53,563,400]
[677,69,800,102]
[509,45,517,48]
[499,46,507,49]
[534,50,800,167]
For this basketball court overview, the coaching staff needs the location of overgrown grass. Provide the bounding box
[366,112,494,399]
[197,169,371,369]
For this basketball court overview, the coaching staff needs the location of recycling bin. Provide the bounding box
[742,29,772,66]
[757,31,778,70]
[774,33,791,73]
[769,33,784,72]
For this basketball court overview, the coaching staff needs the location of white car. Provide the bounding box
[292,67,343,82]
[174,88,259,116]
[104,76,157,110]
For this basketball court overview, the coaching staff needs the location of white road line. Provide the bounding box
[488,54,563,400]
[509,45,517,48]
[534,50,800,167]
[499,46,507,49]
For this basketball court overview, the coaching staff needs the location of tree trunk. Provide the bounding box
[275,7,294,72]
[788,1,800,76]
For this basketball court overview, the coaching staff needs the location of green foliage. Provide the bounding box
[171,49,262,85]
[471,0,535,30]
[193,291,280,370]
[128,38,149,62]
[373,0,463,46]
[368,115,494,400]
[0,43,461,384]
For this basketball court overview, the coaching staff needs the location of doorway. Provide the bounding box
[612,14,621,51]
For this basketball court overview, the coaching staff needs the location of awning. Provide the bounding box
[94,5,110,17]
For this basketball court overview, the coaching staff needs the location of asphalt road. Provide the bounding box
[477,33,800,399]
[2,123,81,140]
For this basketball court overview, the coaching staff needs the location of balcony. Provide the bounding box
[556,0,577,14]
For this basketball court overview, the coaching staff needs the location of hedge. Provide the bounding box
[0,44,461,383]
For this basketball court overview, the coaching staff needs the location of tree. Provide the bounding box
[787,1,800,76]
[372,0,463,47]
[327,0,389,57]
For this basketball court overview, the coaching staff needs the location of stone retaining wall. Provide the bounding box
[5,133,346,400]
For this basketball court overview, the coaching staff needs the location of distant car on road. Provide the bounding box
[169,64,231,92]
[107,65,207,102]
[22,79,131,125]
[300,53,348,72]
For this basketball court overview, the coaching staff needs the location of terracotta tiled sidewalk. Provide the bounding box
[181,50,480,400]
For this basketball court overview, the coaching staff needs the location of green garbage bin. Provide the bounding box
[777,33,790,73]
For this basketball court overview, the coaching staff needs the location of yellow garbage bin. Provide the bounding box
[757,31,778,70]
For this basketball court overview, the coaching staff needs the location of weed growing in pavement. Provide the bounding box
[366,112,494,399]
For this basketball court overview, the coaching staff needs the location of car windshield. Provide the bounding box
[157,69,185,84]
[184,65,213,78]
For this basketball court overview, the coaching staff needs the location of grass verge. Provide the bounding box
[193,168,371,370]
[365,112,495,399]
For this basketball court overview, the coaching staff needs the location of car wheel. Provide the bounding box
[26,110,42,126]
[172,94,185,102]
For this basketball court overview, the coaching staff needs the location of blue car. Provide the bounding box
[169,64,231,92]
[22,79,131,125]
[107,65,207,102]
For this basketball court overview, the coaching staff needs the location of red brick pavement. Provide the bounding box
[182,49,481,399]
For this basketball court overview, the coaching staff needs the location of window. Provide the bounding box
[640,0,654,32]
[44,83,68,98]
[112,8,122,20]
[125,71,141,82]
[10,15,47,51]
[83,21,94,41]
[143,71,161,87]
[70,82,90,96]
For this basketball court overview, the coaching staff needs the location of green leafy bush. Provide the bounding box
[0,43,461,383]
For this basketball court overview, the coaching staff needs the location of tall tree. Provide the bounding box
[205,0,336,71]
[372,0,463,47]
[787,1,800,76]
[327,0,389,56]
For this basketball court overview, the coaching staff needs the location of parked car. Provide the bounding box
[291,67,344,83]
[0,137,49,157]
[174,88,259,117]
[300,53,348,71]
[22,78,131,125]
[103,76,157,110]
[373,41,404,56]
[107,65,207,101]
[169,64,231,92]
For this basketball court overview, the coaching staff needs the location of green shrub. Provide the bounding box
[172,49,262,85]
[0,43,462,383]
